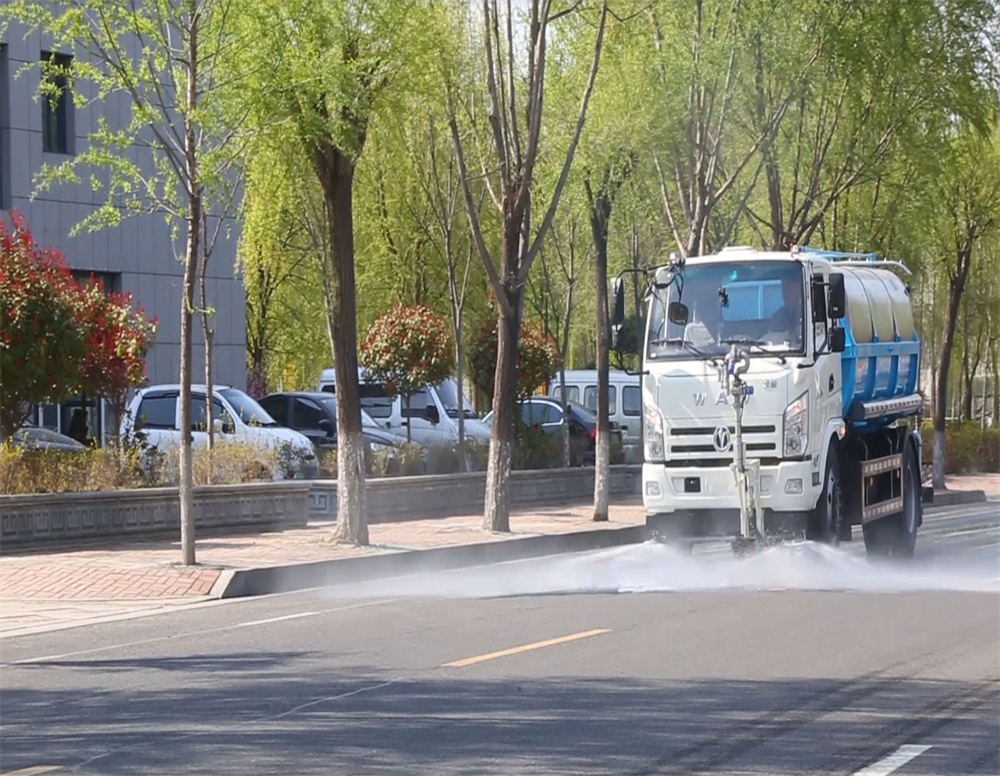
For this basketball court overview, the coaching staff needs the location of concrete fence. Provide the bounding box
[309,465,641,522]
[0,466,641,549]
[1,481,312,548]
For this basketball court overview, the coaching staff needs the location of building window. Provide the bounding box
[41,51,73,155]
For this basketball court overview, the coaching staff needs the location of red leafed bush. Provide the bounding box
[361,303,453,437]
[469,317,560,401]
[1,211,157,438]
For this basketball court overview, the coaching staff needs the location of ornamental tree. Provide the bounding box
[360,303,454,442]
[76,278,158,441]
[0,212,157,439]
[469,318,560,402]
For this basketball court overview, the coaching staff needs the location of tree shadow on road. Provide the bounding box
[2,657,997,775]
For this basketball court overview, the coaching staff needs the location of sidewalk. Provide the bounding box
[943,473,999,499]
[0,502,645,637]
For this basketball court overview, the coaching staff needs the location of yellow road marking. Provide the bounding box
[2,767,61,776]
[443,629,611,668]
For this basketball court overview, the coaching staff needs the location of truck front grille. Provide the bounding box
[665,423,779,462]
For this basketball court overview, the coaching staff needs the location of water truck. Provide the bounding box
[611,245,928,556]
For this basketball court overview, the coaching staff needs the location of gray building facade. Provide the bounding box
[1,17,246,445]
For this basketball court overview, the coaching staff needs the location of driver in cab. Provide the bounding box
[766,274,804,349]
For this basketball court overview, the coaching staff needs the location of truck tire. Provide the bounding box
[862,440,919,560]
[807,443,843,545]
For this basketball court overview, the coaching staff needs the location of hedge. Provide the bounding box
[920,421,999,475]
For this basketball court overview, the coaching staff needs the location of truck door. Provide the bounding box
[812,270,842,457]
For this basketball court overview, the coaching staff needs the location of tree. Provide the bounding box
[469,318,560,403]
[585,150,635,521]
[448,0,610,532]
[76,276,158,446]
[5,0,247,565]
[1,211,156,439]
[361,304,454,443]
[929,129,1000,489]
[407,115,483,469]
[244,0,428,544]
[527,217,586,468]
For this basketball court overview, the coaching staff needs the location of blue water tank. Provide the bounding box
[838,265,920,421]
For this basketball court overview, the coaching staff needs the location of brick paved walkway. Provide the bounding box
[0,502,644,608]
[944,473,999,498]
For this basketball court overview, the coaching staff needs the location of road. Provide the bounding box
[1,499,997,775]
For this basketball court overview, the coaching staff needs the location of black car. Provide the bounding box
[258,391,423,460]
[484,396,598,466]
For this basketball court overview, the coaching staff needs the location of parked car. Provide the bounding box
[482,396,597,466]
[317,368,492,453]
[121,384,318,479]
[548,369,641,463]
[9,424,86,452]
[258,391,427,473]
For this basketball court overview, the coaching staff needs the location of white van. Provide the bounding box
[121,384,319,479]
[317,368,492,451]
[548,369,642,463]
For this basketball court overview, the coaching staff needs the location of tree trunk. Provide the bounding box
[992,353,999,430]
[320,154,368,546]
[593,220,610,522]
[934,275,968,490]
[961,304,972,420]
[178,4,200,567]
[559,365,570,468]
[484,296,522,532]
[200,231,214,486]
[404,393,412,443]
[247,354,267,399]
[179,204,200,565]
[455,319,467,472]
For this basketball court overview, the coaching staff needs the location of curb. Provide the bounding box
[219,524,648,598]
[930,489,987,507]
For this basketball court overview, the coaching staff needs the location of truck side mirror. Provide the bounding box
[425,403,440,425]
[611,277,625,326]
[668,302,689,326]
[828,273,846,319]
[829,326,846,353]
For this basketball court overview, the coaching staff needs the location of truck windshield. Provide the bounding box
[647,260,805,361]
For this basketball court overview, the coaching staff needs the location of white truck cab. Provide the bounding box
[613,245,924,556]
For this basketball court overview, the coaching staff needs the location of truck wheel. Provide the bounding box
[807,444,842,545]
[862,441,919,560]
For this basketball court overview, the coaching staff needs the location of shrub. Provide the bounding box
[920,421,998,474]
[0,440,279,494]
[469,317,560,401]
[360,303,453,443]
[1,211,156,438]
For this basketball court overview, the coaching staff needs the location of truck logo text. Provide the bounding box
[693,391,731,407]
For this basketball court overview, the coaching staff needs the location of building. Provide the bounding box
[0,19,246,446]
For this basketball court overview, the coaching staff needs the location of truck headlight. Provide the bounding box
[644,402,665,462]
[783,391,808,458]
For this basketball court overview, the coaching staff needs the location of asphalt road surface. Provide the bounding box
[1,499,997,775]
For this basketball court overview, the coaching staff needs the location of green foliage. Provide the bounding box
[920,421,999,475]
[1,212,156,438]
[469,318,561,401]
[0,439,278,495]
[360,303,454,402]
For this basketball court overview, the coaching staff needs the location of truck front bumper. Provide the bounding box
[642,460,821,537]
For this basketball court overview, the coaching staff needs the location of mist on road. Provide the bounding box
[326,538,1000,600]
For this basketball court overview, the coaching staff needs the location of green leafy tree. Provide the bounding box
[1,212,156,439]
[448,0,610,532]
[3,0,248,565]
[360,304,454,443]
[469,318,560,403]
[243,0,432,545]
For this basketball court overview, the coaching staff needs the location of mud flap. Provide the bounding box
[922,484,934,504]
